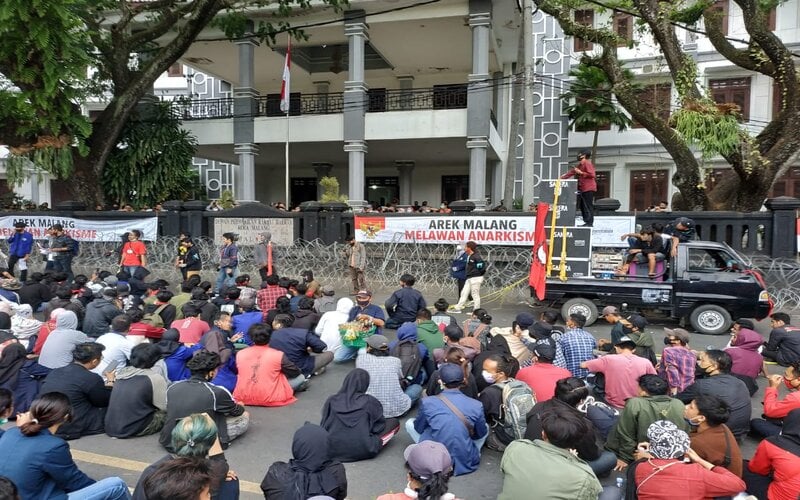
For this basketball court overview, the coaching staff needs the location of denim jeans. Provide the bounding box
[405,417,488,450]
[586,450,618,477]
[124,265,141,277]
[215,267,238,294]
[334,346,363,363]
[67,477,130,500]
[405,384,423,406]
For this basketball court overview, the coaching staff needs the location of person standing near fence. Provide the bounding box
[49,224,75,283]
[452,241,487,313]
[216,233,239,295]
[6,222,33,283]
[119,230,147,277]
[343,235,366,295]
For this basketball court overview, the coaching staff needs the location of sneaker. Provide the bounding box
[312,366,327,376]
[451,307,464,313]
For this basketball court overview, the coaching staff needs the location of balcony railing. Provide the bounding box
[170,84,472,120]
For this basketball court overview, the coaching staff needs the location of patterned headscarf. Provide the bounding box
[647,420,690,459]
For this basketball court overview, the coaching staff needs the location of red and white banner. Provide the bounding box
[0,216,158,241]
[529,202,550,300]
[354,215,634,247]
[279,36,291,114]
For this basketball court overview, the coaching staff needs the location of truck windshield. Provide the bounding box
[687,248,745,272]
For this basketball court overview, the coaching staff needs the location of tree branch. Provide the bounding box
[702,10,775,76]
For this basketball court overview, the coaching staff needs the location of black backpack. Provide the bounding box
[390,339,423,388]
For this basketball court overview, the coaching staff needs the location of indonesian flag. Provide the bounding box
[280,37,291,114]
[529,202,550,301]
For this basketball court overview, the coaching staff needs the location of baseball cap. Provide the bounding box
[515,313,535,330]
[439,363,464,385]
[614,336,637,347]
[532,343,556,361]
[602,306,619,316]
[664,327,690,344]
[321,285,335,295]
[629,314,647,330]
[404,441,453,479]
[676,217,694,228]
[365,334,389,350]
[356,289,372,297]
[13,222,26,229]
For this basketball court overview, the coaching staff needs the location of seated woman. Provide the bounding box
[376,441,457,500]
[105,343,168,438]
[0,330,49,415]
[261,423,347,500]
[320,368,400,462]
[426,347,479,399]
[0,392,129,500]
[745,408,800,500]
[133,413,239,500]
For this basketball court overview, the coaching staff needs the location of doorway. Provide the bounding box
[365,177,399,208]
[291,177,318,208]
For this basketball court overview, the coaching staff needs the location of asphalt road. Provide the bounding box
[19,292,790,499]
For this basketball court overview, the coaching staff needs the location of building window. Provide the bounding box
[365,177,399,207]
[613,13,633,45]
[770,167,800,198]
[167,63,183,77]
[441,175,469,204]
[574,10,594,52]
[633,83,672,128]
[290,177,317,207]
[629,169,668,211]
[595,170,611,199]
[265,93,302,116]
[709,0,729,36]
[368,88,387,112]
[710,77,751,121]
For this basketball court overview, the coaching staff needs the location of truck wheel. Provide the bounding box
[561,298,599,327]
[689,305,732,335]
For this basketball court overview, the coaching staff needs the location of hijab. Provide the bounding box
[287,424,340,500]
[0,312,11,330]
[767,407,800,457]
[11,304,42,340]
[326,368,371,427]
[0,335,27,386]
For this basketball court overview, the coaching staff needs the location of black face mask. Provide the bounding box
[357,300,369,307]
[664,337,675,346]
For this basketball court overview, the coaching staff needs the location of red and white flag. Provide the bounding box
[529,202,550,301]
[279,36,291,114]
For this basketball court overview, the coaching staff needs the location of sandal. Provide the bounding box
[648,273,656,279]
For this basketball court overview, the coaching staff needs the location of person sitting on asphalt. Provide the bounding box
[356,335,422,418]
[499,405,602,500]
[153,328,202,383]
[104,343,168,439]
[605,374,688,470]
[0,392,129,500]
[385,274,427,330]
[725,318,765,394]
[486,314,534,368]
[92,314,134,379]
[624,313,657,366]
[320,368,401,462]
[762,311,800,367]
[229,298,262,345]
[657,327,696,394]
[376,440,458,500]
[315,297,354,357]
[426,346,480,399]
[170,304,211,345]
[596,305,629,352]
[159,351,249,451]
[628,420,745,499]
[515,343,571,402]
[558,313,596,379]
[406,363,488,476]
[82,287,121,339]
[415,308,444,358]
[37,310,89,370]
[751,359,800,438]
[745,408,800,500]
[463,308,493,351]
[524,377,617,478]
[334,290,386,363]
[292,296,321,332]
[198,311,238,392]
[145,290,178,327]
[233,324,306,406]
[434,323,477,364]
[431,298,458,331]
[256,274,288,317]
[133,413,239,500]
[684,394,743,477]
[676,350,753,440]
[43,285,85,328]
[264,296,293,330]
[167,281,194,320]
[269,313,333,378]
[313,284,337,314]
[261,423,348,500]
[388,321,428,387]
[40,342,113,440]
[478,353,528,451]
[126,308,165,342]
[141,458,213,500]
[582,335,657,409]
[18,272,52,314]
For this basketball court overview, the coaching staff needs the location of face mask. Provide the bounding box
[0,418,7,425]
[404,483,418,499]
[784,378,797,390]
[663,337,673,346]
[357,300,369,307]
[482,370,496,384]
[684,416,702,427]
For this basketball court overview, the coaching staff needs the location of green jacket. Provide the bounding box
[605,395,688,462]
[416,320,444,352]
[499,439,602,500]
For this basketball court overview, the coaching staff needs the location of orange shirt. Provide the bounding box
[234,345,296,407]
[121,240,147,266]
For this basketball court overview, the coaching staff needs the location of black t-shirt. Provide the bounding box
[104,375,156,438]
[40,363,110,439]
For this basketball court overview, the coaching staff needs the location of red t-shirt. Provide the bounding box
[515,363,572,402]
[121,240,147,266]
[584,353,656,408]
[170,317,210,344]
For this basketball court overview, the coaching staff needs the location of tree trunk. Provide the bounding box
[591,129,599,161]
[69,155,104,207]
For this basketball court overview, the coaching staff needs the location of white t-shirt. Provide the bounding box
[91,332,133,377]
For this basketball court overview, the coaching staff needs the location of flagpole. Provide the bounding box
[281,34,292,207]
[285,109,290,206]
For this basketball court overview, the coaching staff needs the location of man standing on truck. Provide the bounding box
[560,150,596,227]
[663,217,697,257]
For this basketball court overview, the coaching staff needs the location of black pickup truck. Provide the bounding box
[544,240,771,335]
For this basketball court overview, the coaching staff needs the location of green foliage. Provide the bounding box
[561,61,633,133]
[219,190,236,209]
[102,102,199,207]
[668,1,714,24]
[671,100,742,159]
[319,176,348,203]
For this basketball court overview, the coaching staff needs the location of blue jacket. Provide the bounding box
[385,287,427,323]
[0,427,94,500]
[164,344,203,382]
[388,323,428,385]
[8,232,34,257]
[450,252,468,280]
[232,311,263,345]
[413,389,487,475]
[269,326,328,376]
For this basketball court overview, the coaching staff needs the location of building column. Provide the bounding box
[397,75,414,110]
[491,160,503,209]
[344,10,369,210]
[233,24,259,203]
[313,162,333,200]
[466,0,492,211]
[396,161,415,205]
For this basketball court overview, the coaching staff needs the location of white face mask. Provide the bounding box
[404,483,418,499]
[482,370,496,384]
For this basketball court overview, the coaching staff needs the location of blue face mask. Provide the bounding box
[0,418,7,425]
[684,416,701,427]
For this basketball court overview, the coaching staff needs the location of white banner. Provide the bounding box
[0,216,158,241]
[355,215,635,247]
[213,218,295,246]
